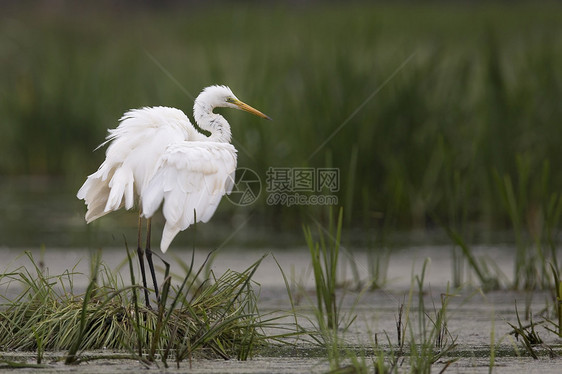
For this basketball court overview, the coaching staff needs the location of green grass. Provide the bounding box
[301,210,466,373]
[1,2,562,235]
[0,251,280,366]
[2,241,562,371]
[304,207,344,330]
[3,2,562,367]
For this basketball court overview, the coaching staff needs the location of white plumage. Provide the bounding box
[77,85,269,253]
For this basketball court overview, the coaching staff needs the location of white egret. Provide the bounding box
[77,85,270,306]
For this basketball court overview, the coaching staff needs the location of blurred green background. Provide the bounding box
[1,1,562,248]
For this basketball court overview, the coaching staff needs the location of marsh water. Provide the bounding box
[1,177,562,373]
[2,246,561,373]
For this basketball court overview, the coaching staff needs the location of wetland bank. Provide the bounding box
[1,244,562,373]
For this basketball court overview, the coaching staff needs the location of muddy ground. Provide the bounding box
[1,246,561,373]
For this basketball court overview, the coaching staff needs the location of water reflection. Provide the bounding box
[0,176,293,250]
[0,176,94,248]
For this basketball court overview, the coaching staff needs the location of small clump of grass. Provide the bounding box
[303,207,345,331]
[545,262,562,338]
[494,157,562,291]
[411,262,458,373]
[390,259,458,373]
[0,250,273,366]
[302,207,375,373]
[507,302,544,359]
[446,228,502,291]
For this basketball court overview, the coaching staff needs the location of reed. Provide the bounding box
[2,3,562,235]
[303,207,344,330]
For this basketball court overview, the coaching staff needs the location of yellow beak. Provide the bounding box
[234,99,272,120]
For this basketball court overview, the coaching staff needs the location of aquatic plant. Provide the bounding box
[303,207,345,330]
[2,3,562,236]
[0,251,275,366]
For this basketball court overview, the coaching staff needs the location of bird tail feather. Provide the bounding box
[160,222,181,253]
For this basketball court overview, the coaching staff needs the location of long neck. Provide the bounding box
[193,100,232,143]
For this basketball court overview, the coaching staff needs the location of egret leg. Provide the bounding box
[137,214,151,308]
[145,217,160,303]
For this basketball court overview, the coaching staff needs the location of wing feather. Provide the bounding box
[77,106,240,253]
[77,107,196,222]
[141,141,237,252]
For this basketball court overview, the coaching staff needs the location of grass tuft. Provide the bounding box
[0,251,272,365]
[303,207,345,330]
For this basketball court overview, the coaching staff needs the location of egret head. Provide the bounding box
[200,85,271,120]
